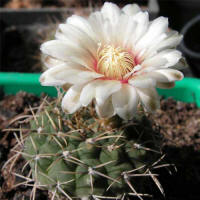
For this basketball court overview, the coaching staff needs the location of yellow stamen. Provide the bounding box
[97,45,135,80]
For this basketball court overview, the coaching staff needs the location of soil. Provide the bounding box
[0,93,200,200]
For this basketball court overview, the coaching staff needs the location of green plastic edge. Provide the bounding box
[0,72,199,107]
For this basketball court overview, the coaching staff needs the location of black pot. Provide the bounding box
[179,15,200,77]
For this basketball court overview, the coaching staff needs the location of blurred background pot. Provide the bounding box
[179,15,200,77]
[158,0,200,31]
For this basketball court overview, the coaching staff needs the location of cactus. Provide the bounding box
[17,99,167,200]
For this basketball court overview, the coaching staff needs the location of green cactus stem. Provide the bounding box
[15,100,167,199]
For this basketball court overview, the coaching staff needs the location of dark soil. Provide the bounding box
[152,98,200,200]
[0,93,200,200]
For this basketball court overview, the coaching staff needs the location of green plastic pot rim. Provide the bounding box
[0,72,199,107]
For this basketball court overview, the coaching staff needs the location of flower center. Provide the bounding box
[97,45,135,80]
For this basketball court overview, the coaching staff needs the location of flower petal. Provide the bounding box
[122,4,141,16]
[79,80,102,107]
[41,54,65,69]
[121,16,137,48]
[129,77,156,88]
[101,2,120,25]
[112,84,139,120]
[158,50,182,68]
[80,80,121,107]
[62,85,83,114]
[67,15,97,42]
[130,11,149,45]
[40,63,103,86]
[141,57,168,72]
[133,69,183,87]
[95,97,115,119]
[88,11,109,44]
[96,80,121,105]
[141,50,182,72]
[136,87,160,112]
[55,23,97,57]
[135,16,168,52]
[153,69,184,82]
[173,57,189,70]
[40,40,94,68]
[156,31,183,51]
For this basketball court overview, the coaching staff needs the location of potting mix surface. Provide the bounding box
[0,92,200,200]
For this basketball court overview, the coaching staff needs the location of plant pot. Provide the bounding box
[0,72,199,107]
[179,15,200,77]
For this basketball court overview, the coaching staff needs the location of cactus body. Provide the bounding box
[23,102,163,199]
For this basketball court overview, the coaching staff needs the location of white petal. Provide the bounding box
[41,55,65,69]
[130,12,149,45]
[158,50,182,68]
[95,80,121,105]
[62,85,83,114]
[124,65,142,79]
[67,15,97,42]
[100,2,121,44]
[40,40,94,68]
[112,84,139,120]
[132,72,165,83]
[141,50,182,72]
[136,87,160,112]
[142,33,168,58]
[88,11,109,44]
[173,57,189,70]
[95,97,115,119]
[40,40,79,61]
[122,4,141,16]
[122,16,137,48]
[156,31,183,51]
[114,14,128,45]
[79,80,102,107]
[141,57,168,72]
[40,63,103,86]
[55,23,97,57]
[144,31,182,57]
[156,82,175,89]
[101,2,120,25]
[129,77,156,88]
[135,17,168,52]
[153,69,184,82]
[135,68,183,84]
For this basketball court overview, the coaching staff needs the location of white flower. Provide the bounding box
[40,2,184,120]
